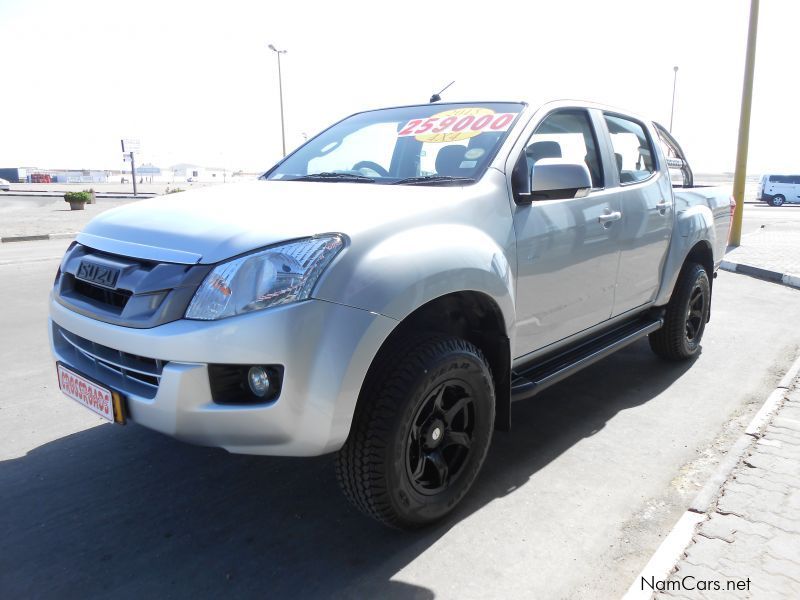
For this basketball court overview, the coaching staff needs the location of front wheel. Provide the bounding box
[769,195,785,207]
[335,334,495,529]
[649,262,710,360]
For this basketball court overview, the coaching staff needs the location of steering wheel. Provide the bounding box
[352,161,389,178]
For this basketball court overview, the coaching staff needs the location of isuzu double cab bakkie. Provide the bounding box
[50,100,733,528]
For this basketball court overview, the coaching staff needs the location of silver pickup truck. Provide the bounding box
[50,100,733,528]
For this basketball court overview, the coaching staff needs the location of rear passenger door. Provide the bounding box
[600,113,674,316]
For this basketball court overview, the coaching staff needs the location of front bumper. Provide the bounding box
[49,297,397,456]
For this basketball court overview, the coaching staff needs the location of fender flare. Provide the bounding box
[654,203,716,306]
[314,223,516,332]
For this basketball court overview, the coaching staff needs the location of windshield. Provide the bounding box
[264,102,525,185]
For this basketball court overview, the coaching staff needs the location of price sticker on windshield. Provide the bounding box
[398,108,517,143]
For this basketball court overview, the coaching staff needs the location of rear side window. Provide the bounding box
[603,114,656,184]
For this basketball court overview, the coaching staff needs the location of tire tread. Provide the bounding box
[335,333,491,528]
[649,262,708,361]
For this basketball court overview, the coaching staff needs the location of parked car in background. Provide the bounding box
[0,177,10,191]
[50,99,733,529]
[759,174,800,206]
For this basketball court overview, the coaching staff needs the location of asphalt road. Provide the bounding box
[1,235,800,600]
[740,201,800,235]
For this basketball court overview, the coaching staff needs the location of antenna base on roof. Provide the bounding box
[429,81,454,104]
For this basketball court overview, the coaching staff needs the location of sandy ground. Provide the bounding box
[0,197,141,237]
[6,180,240,195]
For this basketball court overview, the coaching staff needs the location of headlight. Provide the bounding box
[185,235,344,320]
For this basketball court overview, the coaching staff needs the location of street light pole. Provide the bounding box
[268,43,287,157]
[130,152,137,197]
[729,0,760,247]
[669,66,679,133]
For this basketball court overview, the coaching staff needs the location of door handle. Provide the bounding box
[656,200,670,214]
[598,211,622,225]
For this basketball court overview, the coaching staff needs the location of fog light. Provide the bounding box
[208,364,283,404]
[247,366,271,398]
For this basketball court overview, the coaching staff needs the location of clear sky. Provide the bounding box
[0,0,796,174]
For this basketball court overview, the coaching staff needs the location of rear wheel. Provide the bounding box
[649,262,710,360]
[769,195,785,207]
[335,334,495,529]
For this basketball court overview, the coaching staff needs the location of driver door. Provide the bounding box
[512,108,622,357]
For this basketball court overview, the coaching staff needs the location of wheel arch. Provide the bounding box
[684,240,714,284]
[654,226,716,308]
[352,291,512,434]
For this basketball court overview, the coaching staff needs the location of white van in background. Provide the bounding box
[759,174,800,206]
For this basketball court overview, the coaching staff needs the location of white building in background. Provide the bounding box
[170,164,229,183]
[105,163,259,184]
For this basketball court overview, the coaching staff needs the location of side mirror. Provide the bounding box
[531,159,592,198]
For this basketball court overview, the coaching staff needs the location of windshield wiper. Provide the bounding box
[391,175,476,186]
[288,172,375,183]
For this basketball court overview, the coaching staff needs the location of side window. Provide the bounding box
[604,114,656,184]
[655,132,685,186]
[525,109,603,188]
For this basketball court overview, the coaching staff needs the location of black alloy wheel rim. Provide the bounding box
[406,380,475,495]
[685,284,706,343]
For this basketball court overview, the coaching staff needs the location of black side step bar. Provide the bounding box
[510,316,664,402]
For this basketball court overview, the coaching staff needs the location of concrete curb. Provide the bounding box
[1,232,77,243]
[745,387,789,437]
[720,259,800,290]
[621,512,708,600]
[688,434,755,513]
[621,350,800,600]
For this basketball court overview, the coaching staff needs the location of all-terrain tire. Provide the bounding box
[649,262,710,361]
[335,334,495,529]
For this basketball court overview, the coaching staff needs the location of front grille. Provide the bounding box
[54,243,211,329]
[72,277,133,310]
[53,323,166,396]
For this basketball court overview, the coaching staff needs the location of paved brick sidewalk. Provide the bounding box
[656,386,800,599]
[724,230,800,286]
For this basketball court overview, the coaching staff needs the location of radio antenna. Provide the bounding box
[429,81,455,103]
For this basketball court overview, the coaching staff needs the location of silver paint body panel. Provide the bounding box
[51,99,731,455]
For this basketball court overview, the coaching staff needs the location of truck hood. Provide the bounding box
[78,180,466,264]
